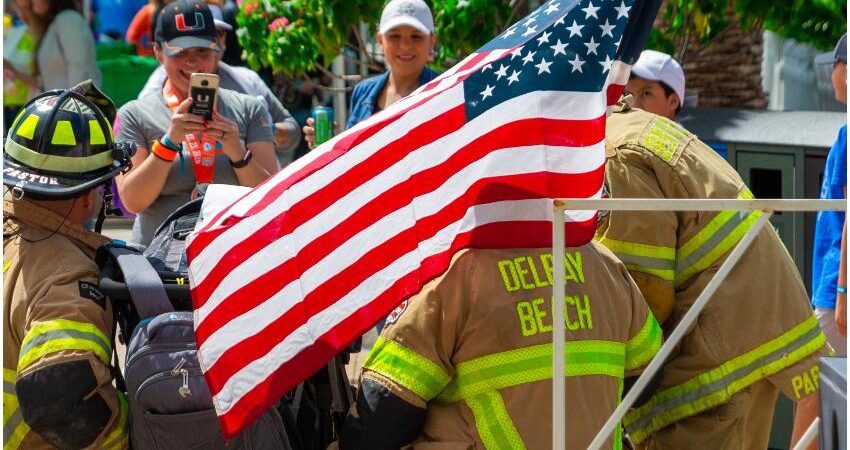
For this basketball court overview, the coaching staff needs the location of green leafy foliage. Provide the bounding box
[235,0,520,77]
[648,0,846,58]
[431,0,512,65]
[236,0,381,77]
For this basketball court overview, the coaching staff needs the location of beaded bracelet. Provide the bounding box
[838,286,847,295]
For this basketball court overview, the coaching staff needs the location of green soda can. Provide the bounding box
[311,106,334,146]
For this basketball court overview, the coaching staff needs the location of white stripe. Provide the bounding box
[190,87,606,285]
[414,48,514,95]
[189,88,599,320]
[196,144,604,367]
[189,83,466,279]
[206,196,595,412]
[608,61,631,87]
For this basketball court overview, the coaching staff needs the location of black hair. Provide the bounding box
[33,0,81,75]
[627,74,682,116]
[657,80,682,116]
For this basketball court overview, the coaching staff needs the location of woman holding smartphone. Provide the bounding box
[116,0,277,248]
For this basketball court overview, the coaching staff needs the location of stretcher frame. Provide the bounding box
[551,198,847,450]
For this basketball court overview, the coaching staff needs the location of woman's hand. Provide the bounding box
[303,117,316,149]
[302,116,338,150]
[206,111,244,161]
[165,97,205,144]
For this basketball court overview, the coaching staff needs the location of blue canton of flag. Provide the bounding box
[465,0,633,121]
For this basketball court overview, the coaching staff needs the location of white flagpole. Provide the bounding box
[553,200,566,450]
[585,212,772,450]
[792,417,820,450]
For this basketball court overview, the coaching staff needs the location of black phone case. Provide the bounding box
[188,86,216,120]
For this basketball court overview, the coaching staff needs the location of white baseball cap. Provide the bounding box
[631,50,686,106]
[379,0,434,35]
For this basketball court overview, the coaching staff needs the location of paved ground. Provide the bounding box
[101,218,134,243]
[101,218,375,381]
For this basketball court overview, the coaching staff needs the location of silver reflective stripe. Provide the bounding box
[3,408,24,447]
[19,328,110,359]
[3,379,15,394]
[675,211,752,273]
[627,325,823,433]
[613,252,674,271]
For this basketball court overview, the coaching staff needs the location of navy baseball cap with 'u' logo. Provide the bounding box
[155,0,221,56]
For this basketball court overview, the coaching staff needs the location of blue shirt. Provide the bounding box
[346,67,441,130]
[812,124,847,309]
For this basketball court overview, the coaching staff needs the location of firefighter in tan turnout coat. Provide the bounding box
[3,85,132,449]
[340,241,663,449]
[598,95,829,449]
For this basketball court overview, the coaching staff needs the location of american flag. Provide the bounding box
[187,0,653,437]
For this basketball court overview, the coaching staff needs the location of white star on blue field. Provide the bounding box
[464,0,632,119]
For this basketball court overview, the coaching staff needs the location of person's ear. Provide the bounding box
[376,32,385,48]
[81,189,98,210]
[667,93,680,116]
[428,34,436,62]
[153,43,164,64]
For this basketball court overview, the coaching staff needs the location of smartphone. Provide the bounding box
[188,73,219,120]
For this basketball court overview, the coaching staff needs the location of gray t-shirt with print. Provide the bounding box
[117,87,274,247]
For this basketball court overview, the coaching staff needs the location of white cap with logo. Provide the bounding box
[379,0,435,35]
[631,50,686,106]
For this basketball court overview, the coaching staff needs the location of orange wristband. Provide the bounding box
[151,140,178,162]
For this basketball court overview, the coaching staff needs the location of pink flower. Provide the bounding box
[268,17,290,32]
[243,1,259,15]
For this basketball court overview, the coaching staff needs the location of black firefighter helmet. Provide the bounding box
[3,81,134,200]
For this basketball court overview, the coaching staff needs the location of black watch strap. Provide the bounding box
[229,150,253,168]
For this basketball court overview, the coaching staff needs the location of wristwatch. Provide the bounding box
[229,150,253,168]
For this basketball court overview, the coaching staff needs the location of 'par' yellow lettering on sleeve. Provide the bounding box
[791,366,820,400]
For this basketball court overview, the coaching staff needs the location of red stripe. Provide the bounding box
[190,113,603,310]
[606,83,625,106]
[200,166,602,397]
[188,103,467,299]
[192,114,604,329]
[211,217,596,438]
[421,51,490,92]
[191,85,461,247]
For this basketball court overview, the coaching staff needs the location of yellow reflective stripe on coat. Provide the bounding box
[364,338,451,401]
[624,314,662,372]
[437,340,625,403]
[3,368,31,450]
[18,319,112,372]
[674,189,759,286]
[467,391,526,450]
[596,237,675,282]
[624,315,825,444]
[101,391,129,450]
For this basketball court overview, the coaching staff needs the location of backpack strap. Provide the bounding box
[100,243,174,317]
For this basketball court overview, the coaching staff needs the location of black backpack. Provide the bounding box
[98,199,292,449]
[98,199,353,449]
